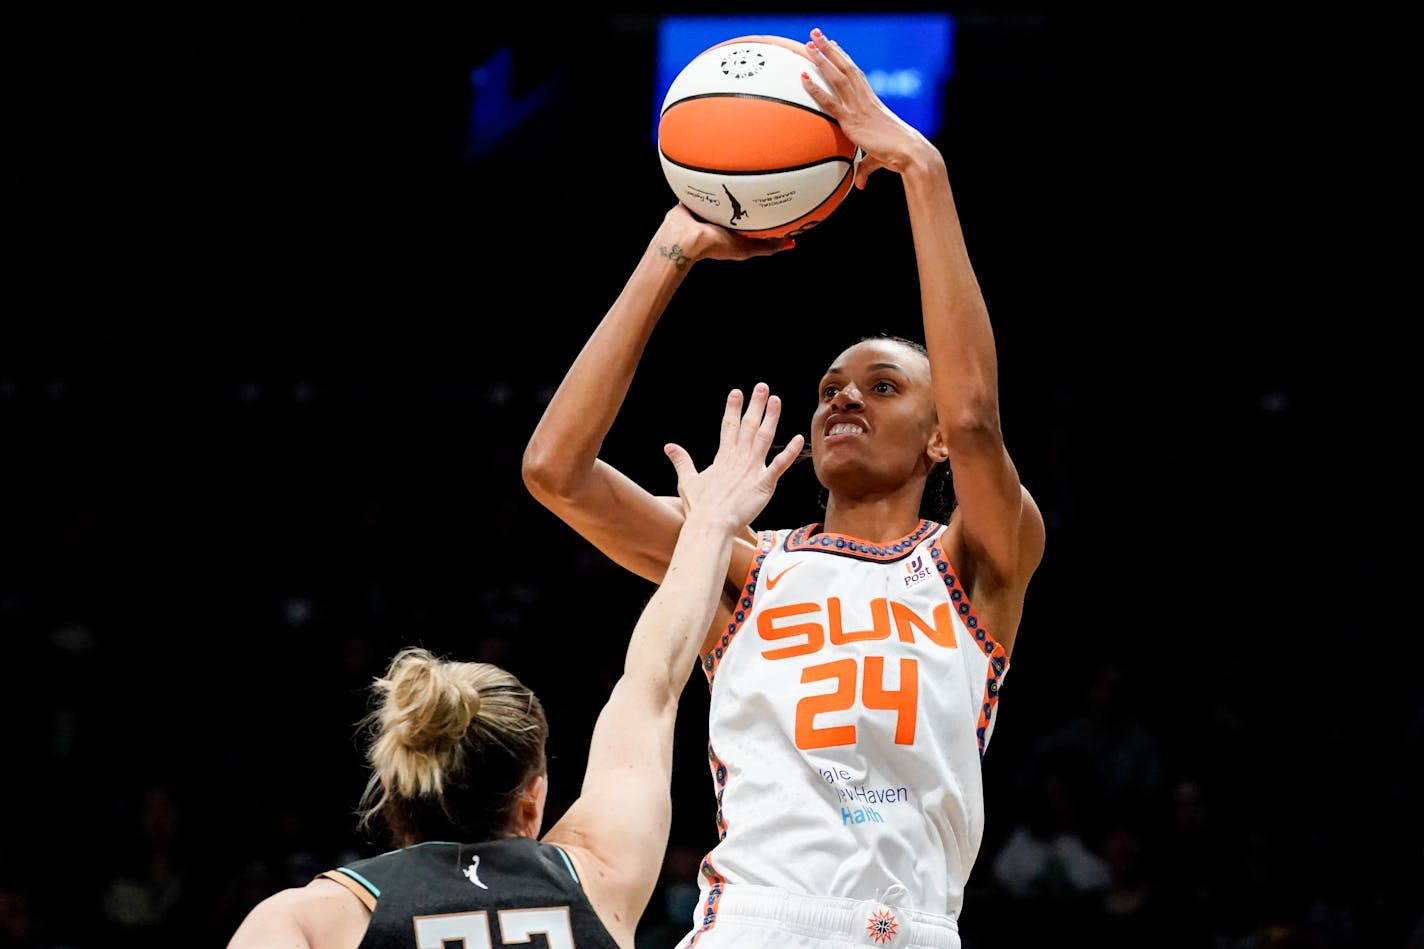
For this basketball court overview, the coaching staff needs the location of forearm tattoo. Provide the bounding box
[658,242,693,271]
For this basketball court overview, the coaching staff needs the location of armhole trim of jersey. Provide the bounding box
[549,844,580,883]
[318,868,379,911]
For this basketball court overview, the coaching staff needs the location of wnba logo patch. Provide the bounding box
[866,908,898,944]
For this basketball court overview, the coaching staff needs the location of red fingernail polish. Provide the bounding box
[801,71,810,80]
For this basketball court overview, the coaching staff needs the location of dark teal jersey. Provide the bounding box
[319,837,619,948]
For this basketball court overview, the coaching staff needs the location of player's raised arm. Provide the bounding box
[541,384,802,945]
[521,205,793,588]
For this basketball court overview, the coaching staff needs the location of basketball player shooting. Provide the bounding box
[524,27,1046,949]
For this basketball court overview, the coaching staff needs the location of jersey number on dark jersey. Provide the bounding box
[412,906,574,948]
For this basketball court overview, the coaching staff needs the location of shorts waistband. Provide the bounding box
[709,883,959,948]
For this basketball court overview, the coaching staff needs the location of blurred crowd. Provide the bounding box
[3,379,1420,949]
[6,612,1420,948]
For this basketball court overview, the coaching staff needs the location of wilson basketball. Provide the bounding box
[657,35,859,240]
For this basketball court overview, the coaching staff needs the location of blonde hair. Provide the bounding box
[355,646,548,845]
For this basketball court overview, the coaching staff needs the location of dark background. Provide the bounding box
[5,4,1417,948]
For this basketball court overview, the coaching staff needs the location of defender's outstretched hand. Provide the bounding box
[664,383,804,532]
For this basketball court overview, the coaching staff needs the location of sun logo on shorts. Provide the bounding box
[866,908,898,944]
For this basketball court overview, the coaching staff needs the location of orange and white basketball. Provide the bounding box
[657,35,860,240]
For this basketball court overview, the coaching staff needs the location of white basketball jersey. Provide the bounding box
[690,520,1009,928]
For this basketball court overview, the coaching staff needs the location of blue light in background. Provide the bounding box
[467,47,564,159]
[653,13,955,146]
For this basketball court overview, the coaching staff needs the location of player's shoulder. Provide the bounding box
[230,877,367,949]
[282,875,356,906]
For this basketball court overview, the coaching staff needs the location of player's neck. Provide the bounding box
[820,495,925,545]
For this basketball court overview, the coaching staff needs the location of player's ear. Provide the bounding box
[926,429,950,465]
[518,773,548,838]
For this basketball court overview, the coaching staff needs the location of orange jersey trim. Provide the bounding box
[317,868,377,912]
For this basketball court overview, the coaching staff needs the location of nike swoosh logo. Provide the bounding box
[766,563,801,590]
